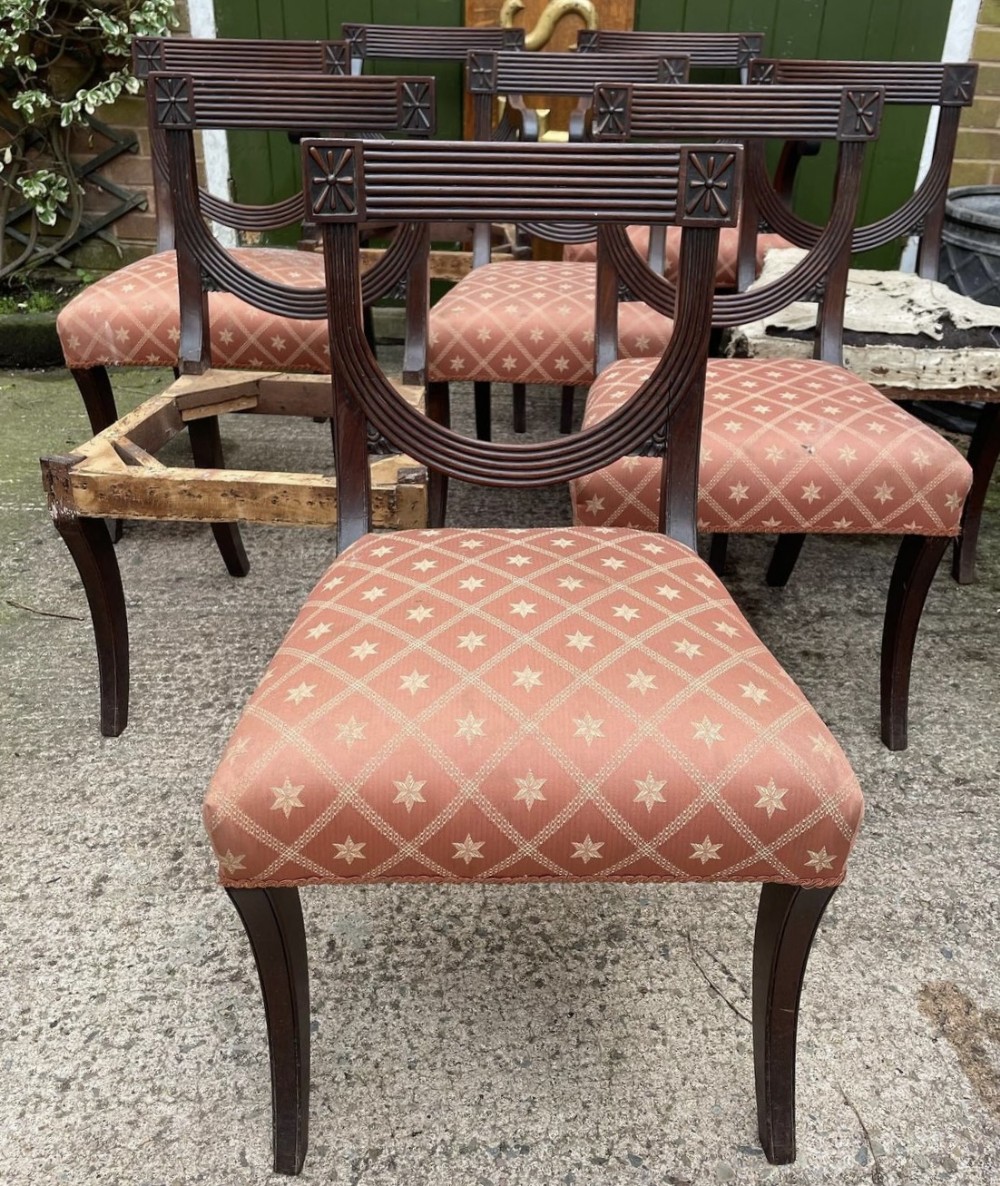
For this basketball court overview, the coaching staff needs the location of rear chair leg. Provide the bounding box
[425,380,450,528]
[560,385,575,434]
[71,365,118,434]
[766,534,806,587]
[953,403,1000,585]
[474,381,492,441]
[187,416,250,577]
[753,883,837,1165]
[708,533,729,576]
[227,888,310,1176]
[880,534,948,751]
[51,506,129,736]
[71,366,122,542]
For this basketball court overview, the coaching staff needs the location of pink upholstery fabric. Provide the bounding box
[205,527,863,888]
[57,248,330,372]
[563,226,791,288]
[571,358,974,535]
[427,261,673,385]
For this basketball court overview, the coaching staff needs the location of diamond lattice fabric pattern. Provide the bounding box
[427,261,674,385]
[57,249,330,372]
[563,225,791,288]
[571,358,973,534]
[204,528,863,889]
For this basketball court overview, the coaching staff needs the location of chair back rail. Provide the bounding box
[589,82,883,366]
[466,51,689,261]
[343,22,523,69]
[303,137,740,549]
[135,37,352,248]
[749,59,977,276]
[133,36,350,78]
[576,29,762,72]
[151,72,436,366]
[147,70,434,247]
[468,49,689,143]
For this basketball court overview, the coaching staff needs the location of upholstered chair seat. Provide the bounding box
[563,226,791,289]
[204,527,863,888]
[572,357,973,536]
[427,261,674,387]
[57,248,330,373]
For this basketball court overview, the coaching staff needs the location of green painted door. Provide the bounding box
[215,0,952,263]
[214,0,463,242]
[633,0,952,266]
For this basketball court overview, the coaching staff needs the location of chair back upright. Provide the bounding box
[304,136,742,551]
[576,29,762,81]
[148,71,436,375]
[590,81,885,367]
[749,58,977,279]
[134,37,352,250]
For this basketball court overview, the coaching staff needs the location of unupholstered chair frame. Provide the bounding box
[217,133,846,1176]
[42,71,436,737]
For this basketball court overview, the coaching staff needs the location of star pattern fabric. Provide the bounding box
[571,358,973,535]
[204,527,863,889]
[427,261,674,386]
[57,248,330,372]
[563,226,791,289]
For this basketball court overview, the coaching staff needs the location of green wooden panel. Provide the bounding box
[634,0,952,267]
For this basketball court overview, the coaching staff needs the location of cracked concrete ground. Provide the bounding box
[0,356,998,1186]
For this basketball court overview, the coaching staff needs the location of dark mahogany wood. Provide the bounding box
[41,456,129,737]
[187,416,251,578]
[343,21,523,70]
[881,535,950,750]
[954,403,1000,584]
[72,364,118,435]
[765,534,806,588]
[227,887,310,1176]
[576,28,762,74]
[748,59,977,280]
[305,136,737,552]
[753,884,837,1164]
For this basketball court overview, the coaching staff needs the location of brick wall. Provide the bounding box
[65,1,191,272]
[954,0,1000,185]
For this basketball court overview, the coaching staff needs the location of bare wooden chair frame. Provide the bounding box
[41,70,437,737]
[220,131,846,1176]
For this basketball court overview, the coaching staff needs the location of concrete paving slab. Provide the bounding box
[0,362,998,1186]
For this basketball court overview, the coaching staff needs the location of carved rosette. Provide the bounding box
[593,85,631,140]
[366,422,395,456]
[838,89,884,139]
[748,60,775,85]
[739,34,763,67]
[133,38,164,78]
[679,148,741,226]
[502,28,525,50]
[468,51,498,94]
[325,41,350,75]
[942,63,978,106]
[659,57,688,85]
[575,30,598,53]
[399,81,433,134]
[637,424,669,459]
[344,24,366,60]
[306,144,366,221]
[154,76,195,128]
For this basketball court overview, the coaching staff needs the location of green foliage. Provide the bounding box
[0,0,178,278]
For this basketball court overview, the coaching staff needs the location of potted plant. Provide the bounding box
[0,0,177,283]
